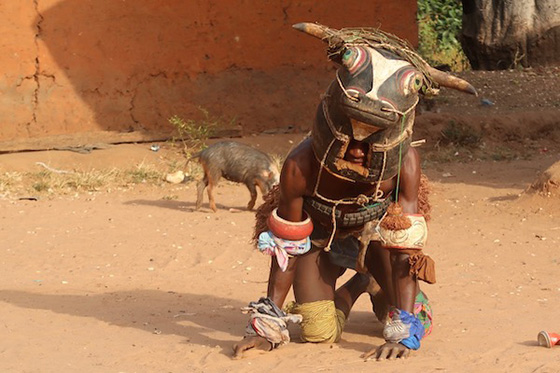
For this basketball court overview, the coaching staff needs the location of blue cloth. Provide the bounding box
[398,310,425,350]
[400,335,421,350]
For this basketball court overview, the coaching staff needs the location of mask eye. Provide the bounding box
[342,49,354,66]
[340,47,367,75]
[402,70,423,95]
[411,75,423,91]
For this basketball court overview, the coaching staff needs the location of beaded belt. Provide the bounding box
[303,195,392,228]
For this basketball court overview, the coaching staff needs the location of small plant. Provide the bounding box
[65,169,120,191]
[168,107,234,157]
[488,146,518,161]
[0,172,22,195]
[30,170,54,192]
[440,120,482,147]
[424,146,457,164]
[32,180,50,192]
[166,159,184,174]
[125,162,163,185]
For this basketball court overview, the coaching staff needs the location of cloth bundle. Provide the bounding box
[242,297,303,347]
[258,231,311,271]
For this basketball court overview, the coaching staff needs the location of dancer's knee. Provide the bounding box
[287,300,346,343]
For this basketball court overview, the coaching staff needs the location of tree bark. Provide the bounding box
[461,0,560,70]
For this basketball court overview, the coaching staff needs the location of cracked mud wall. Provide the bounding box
[0,0,417,151]
[0,3,38,142]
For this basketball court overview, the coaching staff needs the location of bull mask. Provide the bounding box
[294,22,477,183]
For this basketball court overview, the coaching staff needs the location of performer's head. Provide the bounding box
[293,23,477,183]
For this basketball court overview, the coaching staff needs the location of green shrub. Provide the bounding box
[168,107,238,158]
[168,109,216,157]
[418,0,470,71]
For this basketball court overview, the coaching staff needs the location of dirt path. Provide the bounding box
[1,136,559,372]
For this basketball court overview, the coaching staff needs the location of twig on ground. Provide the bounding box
[35,162,74,174]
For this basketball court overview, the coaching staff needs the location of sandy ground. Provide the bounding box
[0,132,559,373]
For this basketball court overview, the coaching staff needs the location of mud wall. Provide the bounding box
[0,1,417,151]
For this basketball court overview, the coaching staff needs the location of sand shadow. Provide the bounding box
[518,340,540,347]
[124,198,251,213]
[0,289,388,357]
[0,289,249,357]
[124,198,196,212]
[488,194,519,202]
[341,309,386,353]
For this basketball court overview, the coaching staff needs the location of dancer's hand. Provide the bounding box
[232,336,273,359]
[361,342,411,361]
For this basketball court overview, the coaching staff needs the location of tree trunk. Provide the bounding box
[461,0,560,70]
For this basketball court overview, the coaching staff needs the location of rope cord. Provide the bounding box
[379,99,417,203]
[394,113,407,203]
[311,89,416,249]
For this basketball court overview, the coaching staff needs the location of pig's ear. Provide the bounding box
[264,167,280,184]
[261,170,274,180]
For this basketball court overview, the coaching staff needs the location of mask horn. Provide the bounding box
[426,66,478,96]
[294,22,478,96]
[292,22,343,44]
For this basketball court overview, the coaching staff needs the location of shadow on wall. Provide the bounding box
[37,0,416,137]
[37,1,327,136]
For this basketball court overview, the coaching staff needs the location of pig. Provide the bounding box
[191,141,280,212]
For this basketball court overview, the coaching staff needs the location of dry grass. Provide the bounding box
[0,162,167,198]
